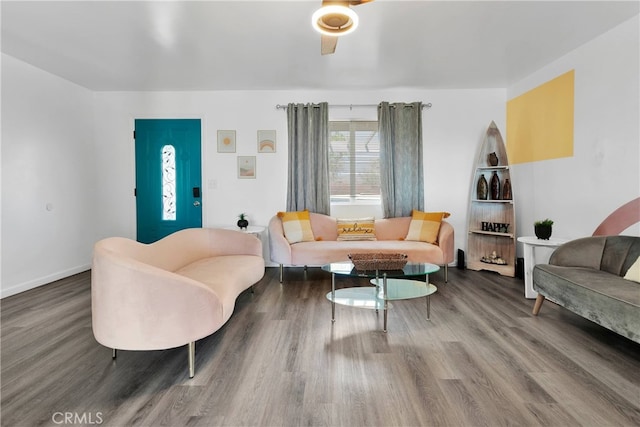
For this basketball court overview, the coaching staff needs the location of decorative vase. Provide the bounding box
[535,225,552,240]
[237,218,249,229]
[490,171,500,200]
[502,178,512,200]
[488,152,499,166]
[477,174,488,200]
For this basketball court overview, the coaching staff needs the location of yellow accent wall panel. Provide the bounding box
[507,70,574,164]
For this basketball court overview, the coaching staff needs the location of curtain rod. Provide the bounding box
[275,103,432,111]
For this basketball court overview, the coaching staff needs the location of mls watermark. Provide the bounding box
[51,412,104,425]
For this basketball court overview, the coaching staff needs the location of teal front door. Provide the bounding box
[135,119,202,243]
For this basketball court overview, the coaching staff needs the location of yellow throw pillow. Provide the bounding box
[405,210,451,244]
[277,210,315,244]
[336,217,376,241]
[624,256,640,283]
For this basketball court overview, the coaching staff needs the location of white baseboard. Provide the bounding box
[1,264,91,299]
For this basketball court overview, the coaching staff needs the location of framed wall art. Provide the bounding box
[257,130,276,153]
[217,130,236,153]
[237,156,256,179]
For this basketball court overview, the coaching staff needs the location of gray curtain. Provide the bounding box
[286,102,330,214]
[378,101,424,218]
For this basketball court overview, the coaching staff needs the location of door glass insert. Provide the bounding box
[161,145,177,221]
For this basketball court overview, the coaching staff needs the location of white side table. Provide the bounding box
[224,225,265,237]
[517,236,568,299]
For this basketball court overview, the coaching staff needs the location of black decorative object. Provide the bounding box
[490,171,500,200]
[535,225,552,240]
[477,174,488,200]
[502,178,512,200]
[457,249,466,270]
[534,219,554,240]
[488,152,499,166]
[516,257,525,279]
[237,213,249,229]
[481,222,509,233]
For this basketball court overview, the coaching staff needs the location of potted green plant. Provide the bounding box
[237,213,249,230]
[534,218,554,240]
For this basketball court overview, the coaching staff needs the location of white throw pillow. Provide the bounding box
[624,256,640,283]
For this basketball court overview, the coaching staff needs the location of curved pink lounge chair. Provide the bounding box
[91,228,265,378]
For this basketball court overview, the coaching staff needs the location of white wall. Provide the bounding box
[508,15,640,249]
[93,89,505,265]
[1,54,97,297]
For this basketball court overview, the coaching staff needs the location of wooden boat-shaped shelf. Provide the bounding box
[466,121,516,277]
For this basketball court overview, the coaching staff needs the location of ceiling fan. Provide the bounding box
[311,0,373,55]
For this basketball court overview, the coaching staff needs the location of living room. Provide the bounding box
[3,2,639,298]
[1,1,639,426]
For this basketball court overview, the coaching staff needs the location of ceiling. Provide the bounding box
[2,1,638,91]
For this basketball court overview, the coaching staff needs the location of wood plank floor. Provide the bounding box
[1,267,639,426]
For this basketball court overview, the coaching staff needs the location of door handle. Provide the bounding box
[193,201,201,207]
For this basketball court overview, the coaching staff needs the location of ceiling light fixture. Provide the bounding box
[311,5,359,37]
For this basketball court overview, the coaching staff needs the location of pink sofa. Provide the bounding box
[268,213,454,282]
[91,228,265,378]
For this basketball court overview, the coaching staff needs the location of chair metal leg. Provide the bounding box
[279,264,284,283]
[444,264,448,283]
[188,341,195,378]
[112,348,117,359]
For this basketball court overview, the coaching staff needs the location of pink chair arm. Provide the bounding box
[268,215,292,265]
[438,220,455,265]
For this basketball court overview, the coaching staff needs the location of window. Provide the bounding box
[329,121,380,203]
[161,145,177,221]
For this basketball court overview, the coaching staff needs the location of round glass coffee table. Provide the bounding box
[322,262,440,332]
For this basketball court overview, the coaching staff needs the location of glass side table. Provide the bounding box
[321,262,440,332]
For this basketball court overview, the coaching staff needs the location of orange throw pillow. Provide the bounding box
[277,210,315,244]
[405,210,450,244]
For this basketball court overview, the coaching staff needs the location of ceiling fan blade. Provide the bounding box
[322,0,372,6]
[321,35,338,55]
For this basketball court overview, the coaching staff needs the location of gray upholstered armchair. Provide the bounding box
[532,235,640,343]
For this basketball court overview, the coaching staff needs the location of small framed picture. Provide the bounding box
[257,130,276,153]
[217,130,236,153]
[238,156,256,179]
